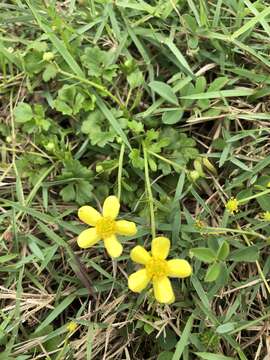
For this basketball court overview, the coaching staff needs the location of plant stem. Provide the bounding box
[117,142,125,200]
[238,188,270,204]
[143,143,156,239]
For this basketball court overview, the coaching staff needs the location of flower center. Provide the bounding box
[146,258,168,279]
[96,217,116,238]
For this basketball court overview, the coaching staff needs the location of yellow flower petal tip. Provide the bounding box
[131,246,151,265]
[103,195,120,219]
[104,235,123,258]
[128,269,150,292]
[78,205,101,226]
[77,196,137,258]
[77,228,100,249]
[116,220,137,235]
[225,198,239,214]
[128,237,191,304]
[167,259,192,278]
[151,237,170,260]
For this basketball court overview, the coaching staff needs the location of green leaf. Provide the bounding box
[14,103,33,123]
[149,81,179,105]
[162,109,183,124]
[127,69,144,88]
[256,194,270,211]
[34,294,76,333]
[60,184,76,202]
[157,352,174,360]
[157,329,177,351]
[172,315,194,360]
[180,88,254,99]
[229,245,259,262]
[190,248,216,263]
[208,77,228,92]
[216,322,236,334]
[204,263,222,282]
[195,352,234,360]
[42,63,57,82]
[217,241,230,261]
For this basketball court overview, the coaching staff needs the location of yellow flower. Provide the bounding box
[67,321,77,332]
[263,211,270,221]
[77,196,137,258]
[225,198,239,214]
[128,237,192,304]
[42,52,54,61]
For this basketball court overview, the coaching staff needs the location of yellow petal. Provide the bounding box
[167,259,192,278]
[153,276,175,304]
[77,228,100,249]
[103,196,120,219]
[128,269,150,293]
[78,206,101,226]
[115,220,137,236]
[151,237,170,260]
[104,234,123,258]
[130,245,151,265]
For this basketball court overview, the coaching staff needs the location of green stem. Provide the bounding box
[143,143,156,239]
[238,188,270,204]
[57,66,125,110]
[117,143,125,200]
[203,226,266,240]
[147,150,187,173]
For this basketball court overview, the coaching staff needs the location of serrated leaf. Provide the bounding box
[42,63,57,82]
[149,81,179,105]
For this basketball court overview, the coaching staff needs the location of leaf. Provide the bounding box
[190,248,216,263]
[60,184,76,202]
[217,241,230,261]
[34,294,76,333]
[127,69,144,88]
[195,352,234,360]
[162,109,183,124]
[256,195,270,211]
[229,245,259,262]
[149,81,179,105]
[204,263,222,282]
[42,63,57,82]
[14,103,33,123]
[216,322,236,334]
[172,315,194,360]
[180,88,254,99]
[208,77,229,92]
[157,352,174,360]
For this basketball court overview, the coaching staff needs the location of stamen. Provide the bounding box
[96,217,116,238]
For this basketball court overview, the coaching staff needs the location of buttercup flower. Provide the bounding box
[225,197,239,214]
[128,237,192,304]
[77,196,137,258]
[67,321,78,332]
[263,211,270,221]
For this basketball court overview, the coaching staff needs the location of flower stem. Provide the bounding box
[238,188,270,204]
[143,143,156,239]
[117,143,125,201]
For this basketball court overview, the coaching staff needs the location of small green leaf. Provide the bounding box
[157,352,174,360]
[190,248,216,263]
[229,245,259,262]
[217,241,230,261]
[14,103,33,123]
[195,352,234,360]
[162,109,183,124]
[204,263,221,282]
[149,81,179,105]
[216,322,236,334]
[42,63,57,82]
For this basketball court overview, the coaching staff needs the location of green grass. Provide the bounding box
[1,0,270,359]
